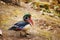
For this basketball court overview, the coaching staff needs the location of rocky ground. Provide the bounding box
[0,1,60,40]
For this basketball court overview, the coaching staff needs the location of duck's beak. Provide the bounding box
[27,18,33,26]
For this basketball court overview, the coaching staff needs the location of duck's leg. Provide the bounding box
[20,30,30,37]
[20,30,27,37]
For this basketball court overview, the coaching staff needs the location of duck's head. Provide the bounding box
[23,14,33,26]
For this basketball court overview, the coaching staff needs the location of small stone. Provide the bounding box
[0,29,3,37]
[0,30,2,35]
[48,13,54,17]
[40,11,44,15]
[29,39,32,40]
[0,1,5,5]
[55,16,59,18]
[44,24,46,26]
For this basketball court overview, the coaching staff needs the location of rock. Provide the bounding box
[0,29,3,37]
[48,13,54,17]
[40,11,44,15]
[55,16,58,18]
[0,1,6,5]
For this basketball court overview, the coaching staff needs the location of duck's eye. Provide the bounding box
[23,17,29,21]
[25,17,29,20]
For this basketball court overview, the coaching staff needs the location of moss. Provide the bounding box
[58,14,60,17]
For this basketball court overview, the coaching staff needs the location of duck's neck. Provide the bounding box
[24,21,29,24]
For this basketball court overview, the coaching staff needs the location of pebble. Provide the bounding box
[55,16,59,18]
[0,1,6,5]
[0,30,2,35]
[0,29,2,37]
[48,13,54,17]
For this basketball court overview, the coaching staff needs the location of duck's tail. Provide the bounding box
[8,26,17,30]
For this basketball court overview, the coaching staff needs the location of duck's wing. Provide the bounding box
[8,21,29,30]
[8,21,24,30]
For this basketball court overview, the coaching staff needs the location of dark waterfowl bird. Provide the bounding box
[9,14,33,31]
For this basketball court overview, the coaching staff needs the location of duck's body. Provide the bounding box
[9,14,33,31]
[9,21,29,31]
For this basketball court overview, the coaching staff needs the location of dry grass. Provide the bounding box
[0,1,60,40]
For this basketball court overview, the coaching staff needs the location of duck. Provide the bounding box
[9,14,33,31]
